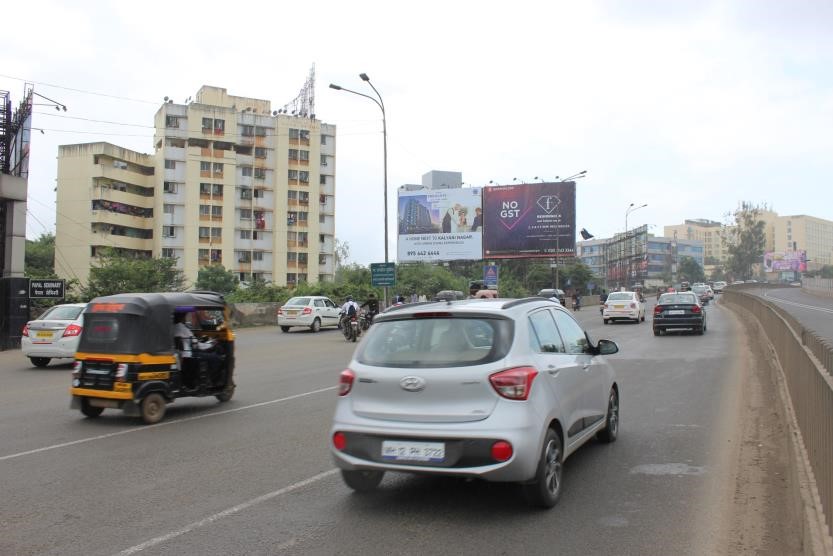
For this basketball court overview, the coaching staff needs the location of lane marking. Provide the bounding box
[114,468,339,555]
[0,386,337,462]
[763,291,833,314]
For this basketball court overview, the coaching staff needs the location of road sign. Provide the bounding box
[29,279,65,299]
[371,262,396,287]
[483,265,499,288]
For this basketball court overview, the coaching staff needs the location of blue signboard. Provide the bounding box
[483,265,499,288]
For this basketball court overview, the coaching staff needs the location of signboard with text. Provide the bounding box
[763,251,807,272]
[370,263,396,287]
[29,279,66,299]
[482,181,576,259]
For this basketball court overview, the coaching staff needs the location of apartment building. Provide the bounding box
[663,219,731,263]
[770,214,833,268]
[55,86,336,287]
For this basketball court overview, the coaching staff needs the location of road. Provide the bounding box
[746,285,833,342]
[0,299,796,555]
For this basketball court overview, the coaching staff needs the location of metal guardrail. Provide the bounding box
[805,277,833,299]
[724,289,833,546]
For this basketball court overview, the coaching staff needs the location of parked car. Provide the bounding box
[277,296,341,332]
[652,292,706,336]
[330,297,620,508]
[712,281,727,294]
[602,291,646,324]
[21,303,87,367]
[537,288,566,306]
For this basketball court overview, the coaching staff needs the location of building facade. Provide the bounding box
[663,219,731,263]
[55,86,336,288]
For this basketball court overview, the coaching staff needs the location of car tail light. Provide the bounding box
[338,369,355,396]
[603,303,608,309]
[302,307,312,315]
[22,324,29,337]
[62,324,82,337]
[115,363,129,382]
[630,303,636,309]
[489,367,538,400]
[691,305,702,314]
[332,431,346,451]
[491,441,513,462]
[654,305,663,314]
[277,307,283,316]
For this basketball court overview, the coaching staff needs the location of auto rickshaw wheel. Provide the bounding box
[216,388,234,403]
[80,398,104,418]
[140,392,167,424]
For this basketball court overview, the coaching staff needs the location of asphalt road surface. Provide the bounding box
[0,299,792,555]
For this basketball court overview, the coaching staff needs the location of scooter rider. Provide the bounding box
[340,295,361,329]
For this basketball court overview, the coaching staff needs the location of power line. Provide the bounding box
[33,111,156,128]
[0,73,158,105]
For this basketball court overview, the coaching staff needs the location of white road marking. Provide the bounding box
[763,291,833,314]
[0,386,337,462]
[113,469,339,555]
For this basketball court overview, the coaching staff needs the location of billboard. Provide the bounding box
[397,187,483,262]
[482,181,576,259]
[763,251,807,272]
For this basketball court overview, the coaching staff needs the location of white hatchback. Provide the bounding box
[603,291,646,324]
[21,303,87,367]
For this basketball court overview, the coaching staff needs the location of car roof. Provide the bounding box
[377,297,559,320]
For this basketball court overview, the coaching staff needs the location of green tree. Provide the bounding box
[678,256,706,283]
[83,251,186,298]
[195,264,239,294]
[25,233,56,278]
[724,202,766,280]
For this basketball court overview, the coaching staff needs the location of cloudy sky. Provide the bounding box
[4,0,832,266]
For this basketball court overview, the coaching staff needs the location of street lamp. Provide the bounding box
[625,203,647,235]
[329,74,389,306]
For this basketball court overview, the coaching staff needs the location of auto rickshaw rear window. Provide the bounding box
[90,303,127,313]
[85,317,120,343]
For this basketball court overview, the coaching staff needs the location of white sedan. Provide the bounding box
[21,303,87,367]
[603,291,647,324]
[277,295,341,332]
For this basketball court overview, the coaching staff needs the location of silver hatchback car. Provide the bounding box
[330,297,620,508]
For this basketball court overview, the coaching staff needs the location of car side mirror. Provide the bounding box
[596,339,619,356]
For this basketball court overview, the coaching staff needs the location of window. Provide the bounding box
[298,232,308,244]
[299,171,309,183]
[240,188,252,200]
[288,211,297,225]
[255,147,267,158]
[321,134,328,145]
[238,252,251,263]
[199,249,209,259]
[319,214,326,224]
[213,162,223,175]
[212,183,223,196]
[212,206,223,217]
[199,227,210,238]
[299,192,309,203]
[287,273,297,284]
[288,169,298,180]
[202,117,213,132]
[211,227,222,238]
[214,119,225,134]
[163,204,175,214]
[299,130,310,142]
[299,150,309,161]
[162,248,175,258]
[320,175,327,185]
[240,230,251,239]
[289,128,299,139]
[287,252,297,262]
[200,205,211,216]
[528,310,565,353]
[200,161,211,173]
[254,167,266,179]
[298,253,308,265]
[298,273,307,283]
[253,231,263,240]
[319,234,325,243]
[242,166,253,177]
[240,209,252,220]
[163,226,176,238]
[320,155,327,166]
[551,311,589,355]
[255,126,267,137]
[200,183,211,195]
[241,124,254,137]
[288,149,299,161]
[253,189,264,198]
[166,115,179,128]
[319,254,327,265]
[287,190,298,201]
[165,159,176,170]
[298,212,308,223]
[163,181,177,194]
[253,251,263,261]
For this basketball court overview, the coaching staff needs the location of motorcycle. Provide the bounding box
[347,314,360,342]
[572,297,581,312]
[360,310,374,331]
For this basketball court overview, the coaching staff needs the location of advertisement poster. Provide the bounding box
[482,182,576,259]
[763,251,807,272]
[397,188,483,262]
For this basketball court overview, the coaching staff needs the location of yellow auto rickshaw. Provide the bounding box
[70,291,236,424]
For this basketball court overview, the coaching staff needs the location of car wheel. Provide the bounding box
[216,388,234,403]
[30,357,50,368]
[596,388,619,443]
[653,327,661,336]
[341,469,384,492]
[280,326,290,333]
[603,319,609,325]
[140,393,167,425]
[641,313,646,322]
[310,318,321,333]
[80,398,104,418]
[523,428,563,508]
[697,326,705,335]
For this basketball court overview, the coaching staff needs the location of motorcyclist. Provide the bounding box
[599,289,608,315]
[360,293,379,324]
[340,296,361,337]
[572,292,582,311]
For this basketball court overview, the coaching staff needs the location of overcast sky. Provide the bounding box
[4,0,832,266]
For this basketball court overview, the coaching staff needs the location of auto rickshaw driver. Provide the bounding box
[173,311,222,389]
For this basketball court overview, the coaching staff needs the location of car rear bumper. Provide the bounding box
[21,337,78,359]
[653,316,704,329]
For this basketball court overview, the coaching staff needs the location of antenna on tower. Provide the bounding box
[279,64,316,118]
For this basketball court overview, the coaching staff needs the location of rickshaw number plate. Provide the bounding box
[89,398,119,408]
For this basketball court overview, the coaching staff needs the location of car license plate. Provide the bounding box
[382,440,445,462]
[35,331,53,339]
[668,310,685,315]
[287,310,298,316]
[614,304,624,309]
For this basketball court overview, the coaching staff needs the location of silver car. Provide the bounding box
[330,298,620,508]
[21,303,87,367]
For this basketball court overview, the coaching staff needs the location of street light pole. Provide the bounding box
[329,75,389,307]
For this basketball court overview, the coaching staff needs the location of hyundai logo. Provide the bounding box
[400,376,426,392]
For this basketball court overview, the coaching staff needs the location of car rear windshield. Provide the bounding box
[659,294,698,305]
[607,292,633,301]
[355,316,513,368]
[285,297,311,306]
[40,305,84,320]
